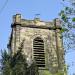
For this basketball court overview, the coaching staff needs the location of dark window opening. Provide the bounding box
[33,37,45,67]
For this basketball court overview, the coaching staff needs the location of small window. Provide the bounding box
[33,37,45,67]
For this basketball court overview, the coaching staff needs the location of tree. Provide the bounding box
[11,50,28,75]
[59,0,75,75]
[11,40,28,75]
[1,50,12,75]
[1,49,28,75]
[59,0,75,52]
[27,61,39,75]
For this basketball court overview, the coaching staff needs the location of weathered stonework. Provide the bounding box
[8,14,65,74]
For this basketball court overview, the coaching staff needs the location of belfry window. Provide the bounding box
[33,37,45,67]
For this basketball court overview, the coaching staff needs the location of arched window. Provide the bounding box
[33,37,45,67]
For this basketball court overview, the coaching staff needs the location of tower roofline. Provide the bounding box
[12,14,62,29]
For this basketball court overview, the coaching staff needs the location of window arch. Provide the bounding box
[33,37,45,67]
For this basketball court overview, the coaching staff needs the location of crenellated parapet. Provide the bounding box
[11,14,62,30]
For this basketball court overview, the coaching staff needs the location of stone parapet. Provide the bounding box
[12,14,61,29]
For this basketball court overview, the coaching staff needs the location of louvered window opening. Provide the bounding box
[33,37,45,67]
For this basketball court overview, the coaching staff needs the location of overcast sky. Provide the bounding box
[0,0,75,75]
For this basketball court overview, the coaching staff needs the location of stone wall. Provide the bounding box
[8,14,64,74]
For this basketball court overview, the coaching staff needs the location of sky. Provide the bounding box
[0,0,75,75]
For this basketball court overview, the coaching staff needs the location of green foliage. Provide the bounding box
[65,7,69,11]
[72,17,75,22]
[55,72,64,75]
[27,61,39,75]
[59,0,75,51]
[11,50,28,75]
[61,13,68,22]
[38,70,52,75]
[1,50,12,75]
[1,50,28,75]
[60,28,69,33]
[43,70,52,75]
[59,10,68,23]
[72,25,75,28]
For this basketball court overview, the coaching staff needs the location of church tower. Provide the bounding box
[8,14,65,74]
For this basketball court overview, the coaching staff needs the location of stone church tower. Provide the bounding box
[8,14,65,74]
